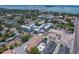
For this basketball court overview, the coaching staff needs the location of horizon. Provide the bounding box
[0,5,79,14]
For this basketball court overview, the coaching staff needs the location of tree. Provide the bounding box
[44,37,47,41]
[0,25,4,31]
[52,20,59,24]
[30,47,39,54]
[10,44,16,49]
[44,37,47,43]
[21,35,31,43]
[45,19,48,23]
[0,46,7,53]
[65,21,74,32]
[35,21,40,26]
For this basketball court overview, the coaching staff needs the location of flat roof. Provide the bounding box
[43,41,57,54]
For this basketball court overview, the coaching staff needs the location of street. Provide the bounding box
[73,17,79,54]
[13,42,27,54]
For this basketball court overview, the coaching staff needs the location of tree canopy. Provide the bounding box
[30,47,39,54]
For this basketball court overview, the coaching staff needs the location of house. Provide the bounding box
[33,28,40,34]
[37,42,46,52]
[33,23,53,33]
[48,29,73,45]
[21,25,32,32]
[38,14,55,19]
[48,29,65,36]
[0,42,7,47]
[5,35,16,42]
[4,19,17,26]
[6,37,21,49]
[53,19,65,23]
[43,41,57,54]
[44,23,53,31]
[47,33,57,39]
[55,16,64,19]
[37,39,49,52]
[0,30,6,35]
[26,34,43,52]
[33,24,46,34]
[38,24,46,30]
[2,50,15,54]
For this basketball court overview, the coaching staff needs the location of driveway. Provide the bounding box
[13,42,27,54]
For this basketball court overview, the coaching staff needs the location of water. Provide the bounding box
[0,5,79,14]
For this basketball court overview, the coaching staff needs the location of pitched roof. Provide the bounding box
[26,34,43,52]
[2,50,15,54]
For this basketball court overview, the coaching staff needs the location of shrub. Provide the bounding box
[0,46,7,54]
[30,47,39,54]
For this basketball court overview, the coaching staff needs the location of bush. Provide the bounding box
[0,46,7,54]
[30,47,39,54]
[21,35,31,43]
[0,25,4,31]
[9,44,16,49]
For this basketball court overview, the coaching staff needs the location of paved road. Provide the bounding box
[73,17,79,54]
[13,42,27,54]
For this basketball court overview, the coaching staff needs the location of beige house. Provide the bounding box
[6,37,21,49]
[26,34,43,52]
[48,29,73,45]
[2,50,14,54]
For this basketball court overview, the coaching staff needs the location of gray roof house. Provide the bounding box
[43,41,57,54]
[0,42,7,47]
